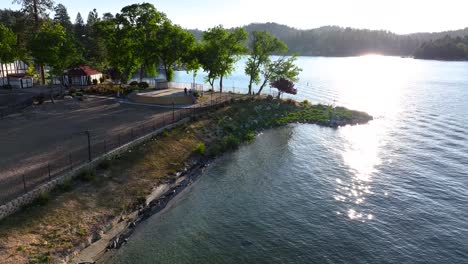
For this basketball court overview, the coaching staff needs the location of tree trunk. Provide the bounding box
[40,65,46,85]
[248,77,253,95]
[208,78,214,90]
[257,79,269,95]
[33,0,39,27]
[139,66,144,82]
[219,75,223,93]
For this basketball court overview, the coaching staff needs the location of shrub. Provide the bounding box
[301,99,311,106]
[138,82,149,89]
[1,84,12,90]
[59,179,73,192]
[192,91,201,98]
[243,132,256,142]
[266,95,274,101]
[78,169,96,182]
[129,81,139,86]
[36,191,50,205]
[207,142,224,157]
[223,135,240,150]
[99,76,105,83]
[92,79,98,85]
[98,159,111,170]
[75,91,84,97]
[193,143,205,155]
[286,98,295,105]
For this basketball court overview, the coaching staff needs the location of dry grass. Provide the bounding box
[0,123,203,263]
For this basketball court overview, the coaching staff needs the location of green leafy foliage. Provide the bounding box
[193,143,205,155]
[245,30,287,94]
[153,21,196,81]
[0,24,17,63]
[198,26,248,92]
[29,22,78,82]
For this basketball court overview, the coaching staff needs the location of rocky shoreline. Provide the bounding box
[73,157,209,263]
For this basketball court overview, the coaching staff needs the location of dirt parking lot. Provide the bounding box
[0,97,171,180]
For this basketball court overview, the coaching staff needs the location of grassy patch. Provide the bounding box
[78,169,96,182]
[193,143,206,155]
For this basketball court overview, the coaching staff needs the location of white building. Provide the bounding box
[0,61,34,89]
[66,66,103,86]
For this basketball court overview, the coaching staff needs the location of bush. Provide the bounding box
[36,191,50,205]
[129,81,139,86]
[59,179,73,192]
[99,76,105,83]
[223,135,240,150]
[193,143,205,155]
[266,95,274,101]
[192,91,201,98]
[78,169,96,182]
[1,84,12,90]
[98,159,111,170]
[301,99,311,106]
[243,132,256,142]
[138,82,149,89]
[92,79,98,85]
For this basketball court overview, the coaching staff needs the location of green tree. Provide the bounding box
[96,15,139,83]
[0,24,18,63]
[257,55,302,95]
[245,30,287,95]
[117,3,167,81]
[86,8,99,26]
[198,26,247,92]
[81,9,108,70]
[13,0,54,26]
[29,22,77,84]
[13,0,55,84]
[0,10,30,56]
[53,3,72,33]
[153,21,196,81]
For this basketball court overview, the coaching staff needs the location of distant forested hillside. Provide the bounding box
[190,23,468,58]
[414,36,468,60]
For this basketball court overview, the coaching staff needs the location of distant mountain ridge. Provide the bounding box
[189,23,468,57]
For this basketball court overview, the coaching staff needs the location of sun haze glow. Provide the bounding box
[1,0,467,34]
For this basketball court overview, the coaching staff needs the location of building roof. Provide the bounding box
[8,73,32,78]
[67,66,102,76]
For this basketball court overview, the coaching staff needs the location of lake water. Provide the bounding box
[109,56,468,263]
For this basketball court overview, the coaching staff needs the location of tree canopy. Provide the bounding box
[414,35,468,60]
[153,21,196,81]
[0,24,18,63]
[29,22,77,82]
[53,3,72,33]
[245,30,287,94]
[199,26,248,92]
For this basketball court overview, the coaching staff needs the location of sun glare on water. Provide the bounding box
[332,55,415,221]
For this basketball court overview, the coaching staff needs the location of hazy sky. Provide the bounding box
[2,0,468,34]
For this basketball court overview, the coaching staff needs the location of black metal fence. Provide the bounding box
[0,93,246,206]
